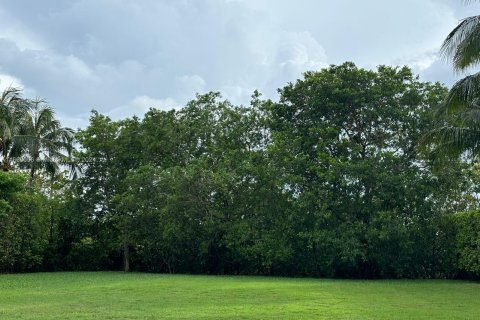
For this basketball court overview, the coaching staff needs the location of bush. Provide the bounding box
[452,210,480,278]
[0,172,49,273]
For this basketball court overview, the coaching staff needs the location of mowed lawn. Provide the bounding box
[0,272,479,319]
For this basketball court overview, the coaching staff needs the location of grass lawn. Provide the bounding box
[0,272,478,319]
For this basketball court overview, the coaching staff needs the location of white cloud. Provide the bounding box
[274,31,328,77]
[175,74,207,101]
[65,55,96,80]
[0,0,472,126]
[0,73,24,91]
[0,73,37,97]
[393,51,439,72]
[107,95,181,120]
[57,112,90,131]
[220,84,256,105]
[0,7,45,51]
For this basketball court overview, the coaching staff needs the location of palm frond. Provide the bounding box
[441,15,480,71]
[453,22,480,70]
[421,125,480,158]
[438,71,480,115]
[458,106,480,128]
[0,87,22,106]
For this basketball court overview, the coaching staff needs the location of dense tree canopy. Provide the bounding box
[0,63,479,279]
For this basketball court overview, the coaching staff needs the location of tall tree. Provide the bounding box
[15,98,75,185]
[0,87,27,172]
[268,62,457,277]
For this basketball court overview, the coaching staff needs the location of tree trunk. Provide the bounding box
[2,157,9,172]
[123,241,130,272]
[28,165,35,186]
[28,155,38,186]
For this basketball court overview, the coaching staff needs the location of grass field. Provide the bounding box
[0,272,479,319]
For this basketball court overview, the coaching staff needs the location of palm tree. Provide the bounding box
[0,87,28,171]
[423,5,480,158]
[15,98,75,185]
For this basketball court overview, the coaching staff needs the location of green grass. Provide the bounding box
[0,272,479,319]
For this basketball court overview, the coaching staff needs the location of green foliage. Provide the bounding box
[452,210,480,277]
[0,171,49,272]
[266,62,457,278]
[57,63,477,278]
[1,63,478,279]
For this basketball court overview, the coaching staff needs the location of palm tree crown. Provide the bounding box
[423,5,480,159]
[16,98,75,184]
[0,87,28,171]
[0,87,75,182]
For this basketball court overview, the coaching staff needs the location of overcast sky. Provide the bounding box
[0,0,478,128]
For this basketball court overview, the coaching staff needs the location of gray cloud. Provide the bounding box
[0,0,476,126]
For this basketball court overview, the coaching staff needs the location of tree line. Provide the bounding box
[1,62,479,278]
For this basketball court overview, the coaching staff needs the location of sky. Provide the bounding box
[0,0,478,129]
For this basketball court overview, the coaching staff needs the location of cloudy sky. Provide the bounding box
[0,0,478,128]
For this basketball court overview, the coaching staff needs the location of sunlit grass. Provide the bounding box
[0,272,478,319]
